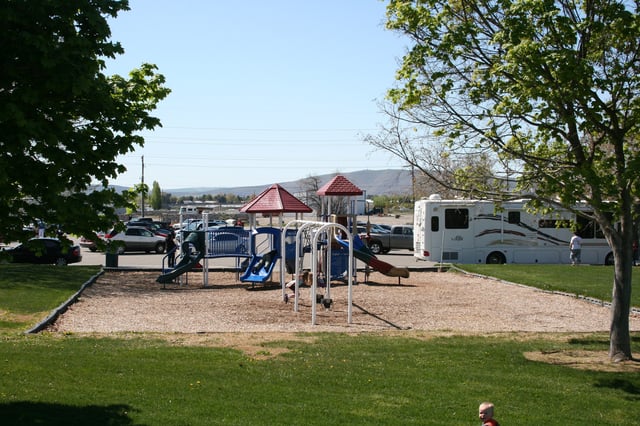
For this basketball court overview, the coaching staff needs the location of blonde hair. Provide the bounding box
[479,402,495,417]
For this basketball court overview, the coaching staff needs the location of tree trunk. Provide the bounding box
[609,230,634,362]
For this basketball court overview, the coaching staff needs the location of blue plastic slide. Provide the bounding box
[240,250,279,283]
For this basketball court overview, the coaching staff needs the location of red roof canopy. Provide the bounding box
[240,184,312,214]
[316,175,363,196]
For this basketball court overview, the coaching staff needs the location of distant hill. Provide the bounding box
[164,169,413,197]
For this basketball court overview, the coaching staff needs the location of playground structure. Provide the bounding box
[280,216,408,325]
[314,175,409,281]
[156,231,205,285]
[281,220,355,325]
[157,212,280,287]
[159,184,312,286]
[156,176,409,326]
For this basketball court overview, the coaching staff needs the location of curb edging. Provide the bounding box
[25,269,105,334]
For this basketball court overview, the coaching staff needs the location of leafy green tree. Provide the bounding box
[376,0,640,361]
[149,181,162,211]
[0,0,170,243]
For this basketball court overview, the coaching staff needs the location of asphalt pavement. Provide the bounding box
[72,213,438,271]
[75,246,434,271]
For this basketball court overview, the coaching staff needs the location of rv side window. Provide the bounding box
[538,219,571,228]
[444,208,469,229]
[431,216,439,232]
[508,211,520,224]
[577,212,612,239]
[538,219,553,228]
[577,216,595,239]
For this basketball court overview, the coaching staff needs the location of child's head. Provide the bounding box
[478,402,495,422]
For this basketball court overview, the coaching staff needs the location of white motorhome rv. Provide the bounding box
[413,194,613,265]
[179,206,198,215]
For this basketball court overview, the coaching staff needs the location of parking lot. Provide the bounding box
[2,214,424,270]
[74,244,423,270]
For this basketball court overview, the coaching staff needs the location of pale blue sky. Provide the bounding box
[105,0,409,190]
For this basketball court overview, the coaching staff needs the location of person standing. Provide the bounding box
[166,231,177,268]
[479,402,500,426]
[570,231,583,265]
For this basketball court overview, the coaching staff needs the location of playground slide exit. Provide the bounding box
[335,234,409,278]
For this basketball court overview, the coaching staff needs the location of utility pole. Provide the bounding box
[141,155,145,216]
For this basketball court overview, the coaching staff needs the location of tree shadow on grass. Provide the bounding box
[594,378,640,401]
[568,334,640,348]
[525,333,640,374]
[0,402,141,426]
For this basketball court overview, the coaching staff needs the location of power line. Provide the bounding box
[141,138,364,145]
[156,126,378,132]
[115,157,401,169]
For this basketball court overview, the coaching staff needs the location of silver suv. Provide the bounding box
[104,226,166,254]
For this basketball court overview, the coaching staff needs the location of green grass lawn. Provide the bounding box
[0,264,639,425]
[1,333,639,425]
[455,264,640,307]
[0,265,101,330]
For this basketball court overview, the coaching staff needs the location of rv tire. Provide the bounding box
[605,252,614,266]
[486,251,506,264]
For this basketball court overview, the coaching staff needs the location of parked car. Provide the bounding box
[358,223,391,234]
[79,232,105,252]
[129,217,154,223]
[209,232,245,254]
[174,220,229,243]
[2,238,82,265]
[373,224,391,233]
[104,226,166,254]
[360,225,414,254]
[152,220,172,230]
[196,220,227,230]
[182,221,203,231]
[134,220,172,235]
[126,221,171,238]
[79,236,97,251]
[173,219,198,231]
